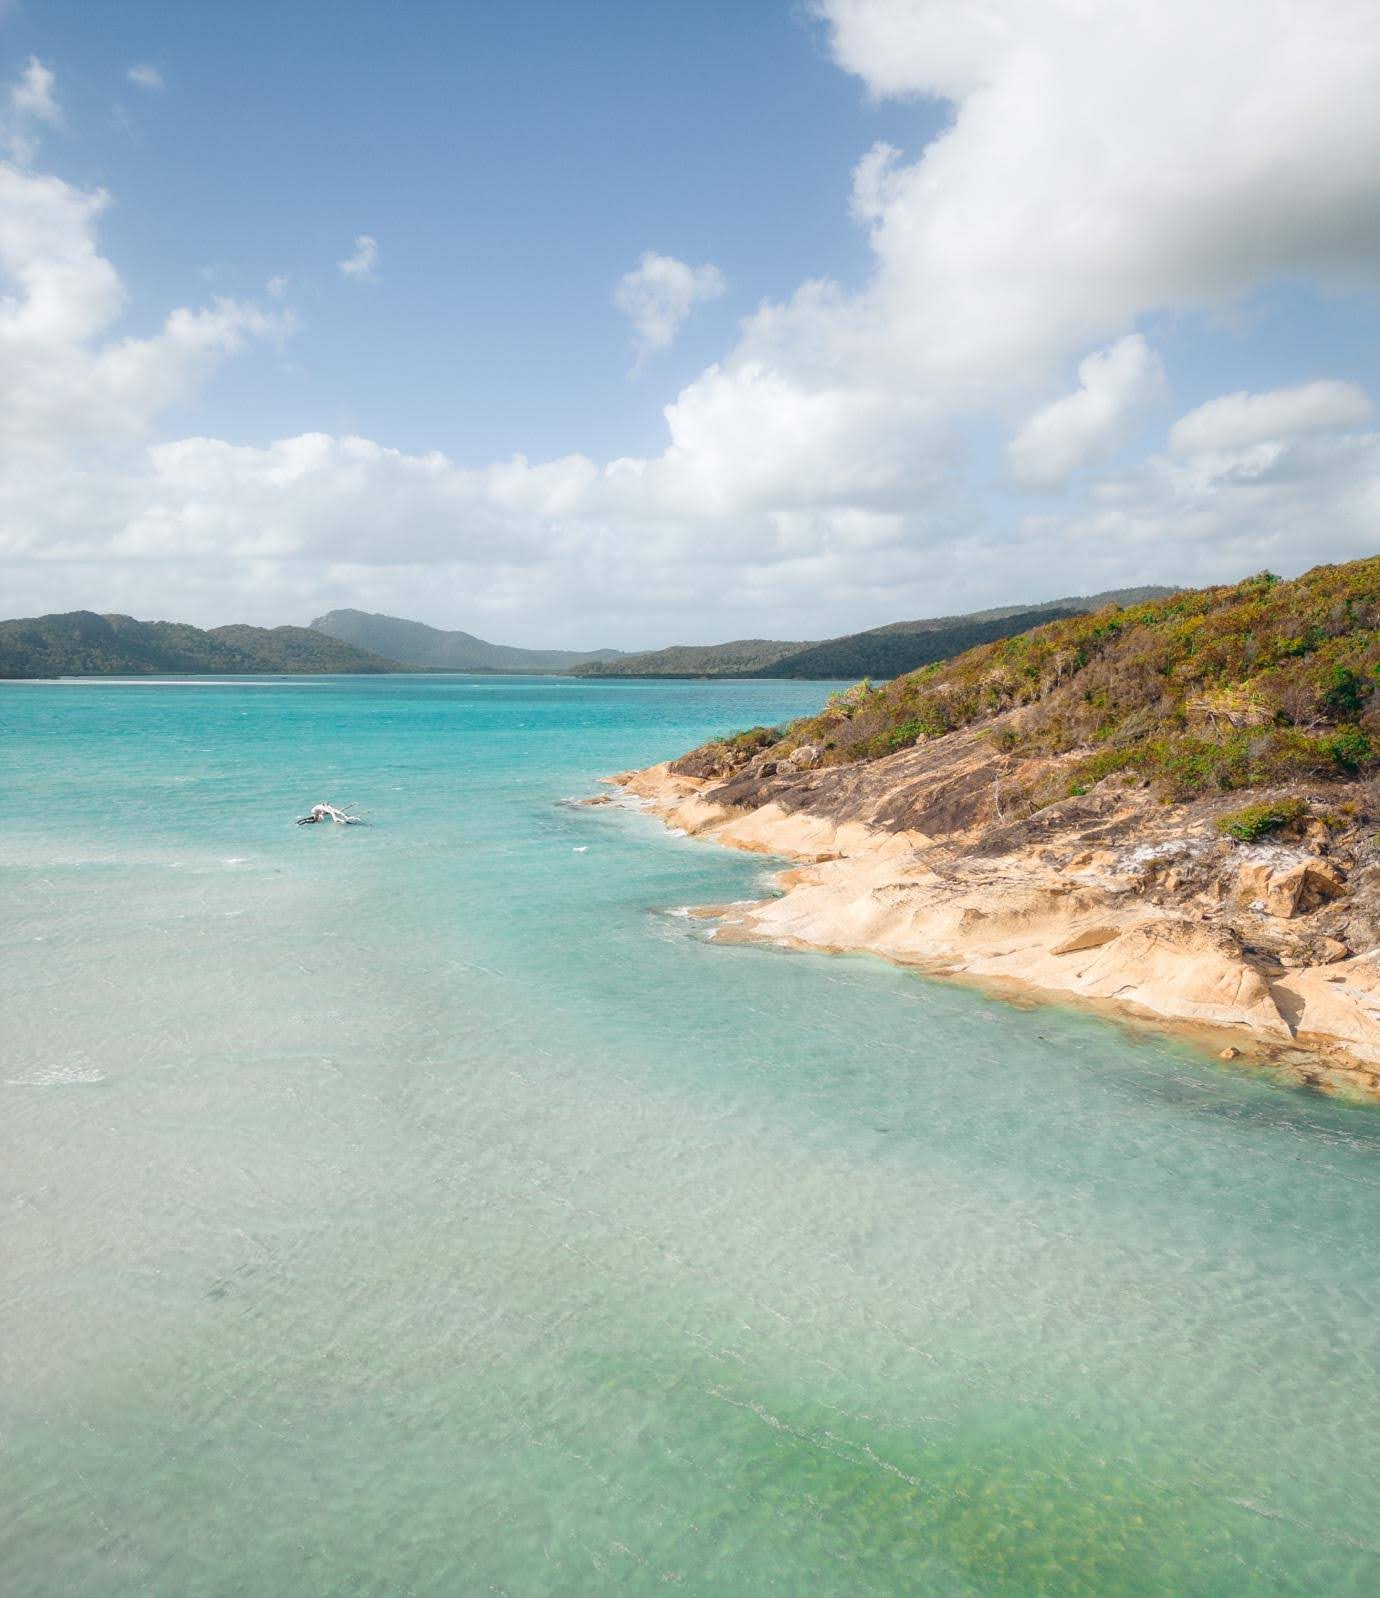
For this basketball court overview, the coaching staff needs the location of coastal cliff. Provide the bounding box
[610,560,1380,1097]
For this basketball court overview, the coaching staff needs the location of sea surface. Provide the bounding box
[3,673,1379,1598]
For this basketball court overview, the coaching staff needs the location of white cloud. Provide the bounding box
[5,8,1380,637]
[266,274,289,298]
[0,160,291,463]
[338,234,378,282]
[1018,428,1380,598]
[127,65,164,93]
[1169,380,1374,457]
[1005,335,1166,492]
[614,251,726,361]
[3,56,62,164]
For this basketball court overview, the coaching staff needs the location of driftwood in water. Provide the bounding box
[297,802,361,826]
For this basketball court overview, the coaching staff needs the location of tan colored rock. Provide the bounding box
[1273,956,1380,1065]
[1234,861,1274,906]
[1305,860,1346,897]
[1050,926,1122,956]
[1236,856,1347,919]
[1266,859,1346,918]
[610,731,1380,1093]
[1265,872,1304,918]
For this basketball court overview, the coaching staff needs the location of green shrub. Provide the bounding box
[727,725,779,753]
[750,555,1380,802]
[1215,798,1308,842]
[1327,725,1372,772]
[1321,665,1367,718]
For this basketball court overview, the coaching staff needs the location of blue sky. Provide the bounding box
[3,0,1380,644]
[11,1,932,461]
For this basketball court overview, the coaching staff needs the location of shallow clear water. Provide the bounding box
[2,674,1379,1598]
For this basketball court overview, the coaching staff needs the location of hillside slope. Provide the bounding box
[708,563,1380,793]
[760,605,1084,679]
[310,609,624,672]
[573,586,1175,678]
[573,638,811,678]
[0,612,400,677]
[613,559,1380,1092]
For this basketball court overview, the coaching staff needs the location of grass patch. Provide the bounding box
[1215,798,1308,842]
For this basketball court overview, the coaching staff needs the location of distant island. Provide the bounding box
[0,611,400,678]
[308,610,627,673]
[612,557,1380,1097]
[568,587,1175,679]
[1,587,1175,680]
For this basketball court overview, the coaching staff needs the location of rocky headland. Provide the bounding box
[609,560,1380,1099]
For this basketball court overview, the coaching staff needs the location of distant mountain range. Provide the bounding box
[0,611,399,678]
[570,587,1178,679]
[309,610,625,673]
[0,587,1179,680]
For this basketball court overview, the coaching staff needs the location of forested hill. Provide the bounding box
[572,587,1176,679]
[760,606,1084,678]
[571,638,813,678]
[680,559,1380,804]
[310,609,625,672]
[0,612,401,677]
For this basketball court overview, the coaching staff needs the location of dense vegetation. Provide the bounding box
[311,610,624,672]
[0,612,400,677]
[573,587,1173,679]
[759,606,1084,679]
[702,559,1380,808]
[572,638,810,677]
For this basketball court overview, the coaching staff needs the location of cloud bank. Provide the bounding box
[4,3,1380,640]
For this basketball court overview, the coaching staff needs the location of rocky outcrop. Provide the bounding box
[609,734,1380,1099]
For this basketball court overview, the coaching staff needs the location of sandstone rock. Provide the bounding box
[616,734,1380,1092]
[1237,857,1347,918]
[1273,956,1380,1064]
[1050,926,1122,956]
[783,743,823,772]
[1268,859,1345,917]
[1306,860,1346,896]
[1234,861,1274,904]
[1219,1046,1241,1060]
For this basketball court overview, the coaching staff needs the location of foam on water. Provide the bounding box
[2,672,1379,1597]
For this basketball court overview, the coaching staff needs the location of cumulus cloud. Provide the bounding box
[3,56,62,163]
[6,7,1380,636]
[1005,336,1166,492]
[1019,428,1380,599]
[614,251,726,361]
[127,65,164,92]
[0,160,291,462]
[1169,380,1375,457]
[338,233,378,282]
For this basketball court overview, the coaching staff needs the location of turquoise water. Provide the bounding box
[3,674,1379,1598]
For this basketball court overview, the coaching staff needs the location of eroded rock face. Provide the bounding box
[1236,857,1347,918]
[611,725,1380,1095]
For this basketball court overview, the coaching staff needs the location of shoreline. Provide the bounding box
[606,762,1380,1103]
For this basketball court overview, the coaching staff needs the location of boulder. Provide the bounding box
[1236,857,1346,918]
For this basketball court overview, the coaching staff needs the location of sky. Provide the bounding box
[2,0,1380,647]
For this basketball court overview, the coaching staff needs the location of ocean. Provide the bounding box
[3,673,1378,1597]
